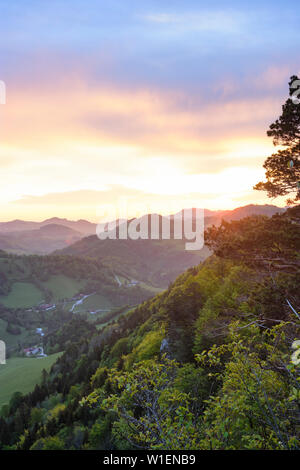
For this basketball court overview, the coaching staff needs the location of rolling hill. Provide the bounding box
[0,224,82,255]
[58,235,208,287]
[58,204,284,287]
[0,217,98,254]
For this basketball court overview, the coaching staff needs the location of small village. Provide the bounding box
[21,275,141,358]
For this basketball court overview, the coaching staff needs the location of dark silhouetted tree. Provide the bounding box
[254,75,300,204]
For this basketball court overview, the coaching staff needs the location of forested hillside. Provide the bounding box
[58,235,207,287]
[1,206,298,450]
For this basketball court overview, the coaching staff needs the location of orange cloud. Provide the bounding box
[0,78,284,220]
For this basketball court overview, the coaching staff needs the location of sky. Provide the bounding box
[0,0,299,222]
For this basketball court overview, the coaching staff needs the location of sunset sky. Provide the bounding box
[0,0,299,222]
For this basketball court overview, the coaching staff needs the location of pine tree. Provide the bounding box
[254,75,300,204]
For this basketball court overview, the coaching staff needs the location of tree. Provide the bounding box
[254,75,300,204]
[83,357,201,450]
[196,322,300,450]
[30,436,65,450]
[205,212,300,269]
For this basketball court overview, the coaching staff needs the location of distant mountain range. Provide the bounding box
[0,217,97,255]
[57,204,285,287]
[0,217,97,235]
[0,204,285,256]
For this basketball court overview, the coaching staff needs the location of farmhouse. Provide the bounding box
[23,346,46,357]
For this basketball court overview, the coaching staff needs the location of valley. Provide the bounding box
[0,205,298,450]
[0,204,287,411]
[0,250,167,406]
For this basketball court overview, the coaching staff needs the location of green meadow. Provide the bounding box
[0,282,44,308]
[0,353,62,408]
[73,293,112,313]
[42,274,86,302]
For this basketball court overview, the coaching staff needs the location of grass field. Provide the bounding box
[42,274,86,302]
[73,293,112,313]
[0,353,62,408]
[0,282,44,308]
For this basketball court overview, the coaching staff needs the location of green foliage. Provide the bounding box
[110,338,129,361]
[88,416,113,449]
[193,263,253,351]
[0,241,299,451]
[91,358,201,450]
[128,329,164,364]
[196,323,300,449]
[30,436,65,450]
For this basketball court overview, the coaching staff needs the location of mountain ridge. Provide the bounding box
[0,204,285,232]
[0,205,285,256]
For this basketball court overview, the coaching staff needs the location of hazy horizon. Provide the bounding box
[0,1,298,221]
[0,201,286,224]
